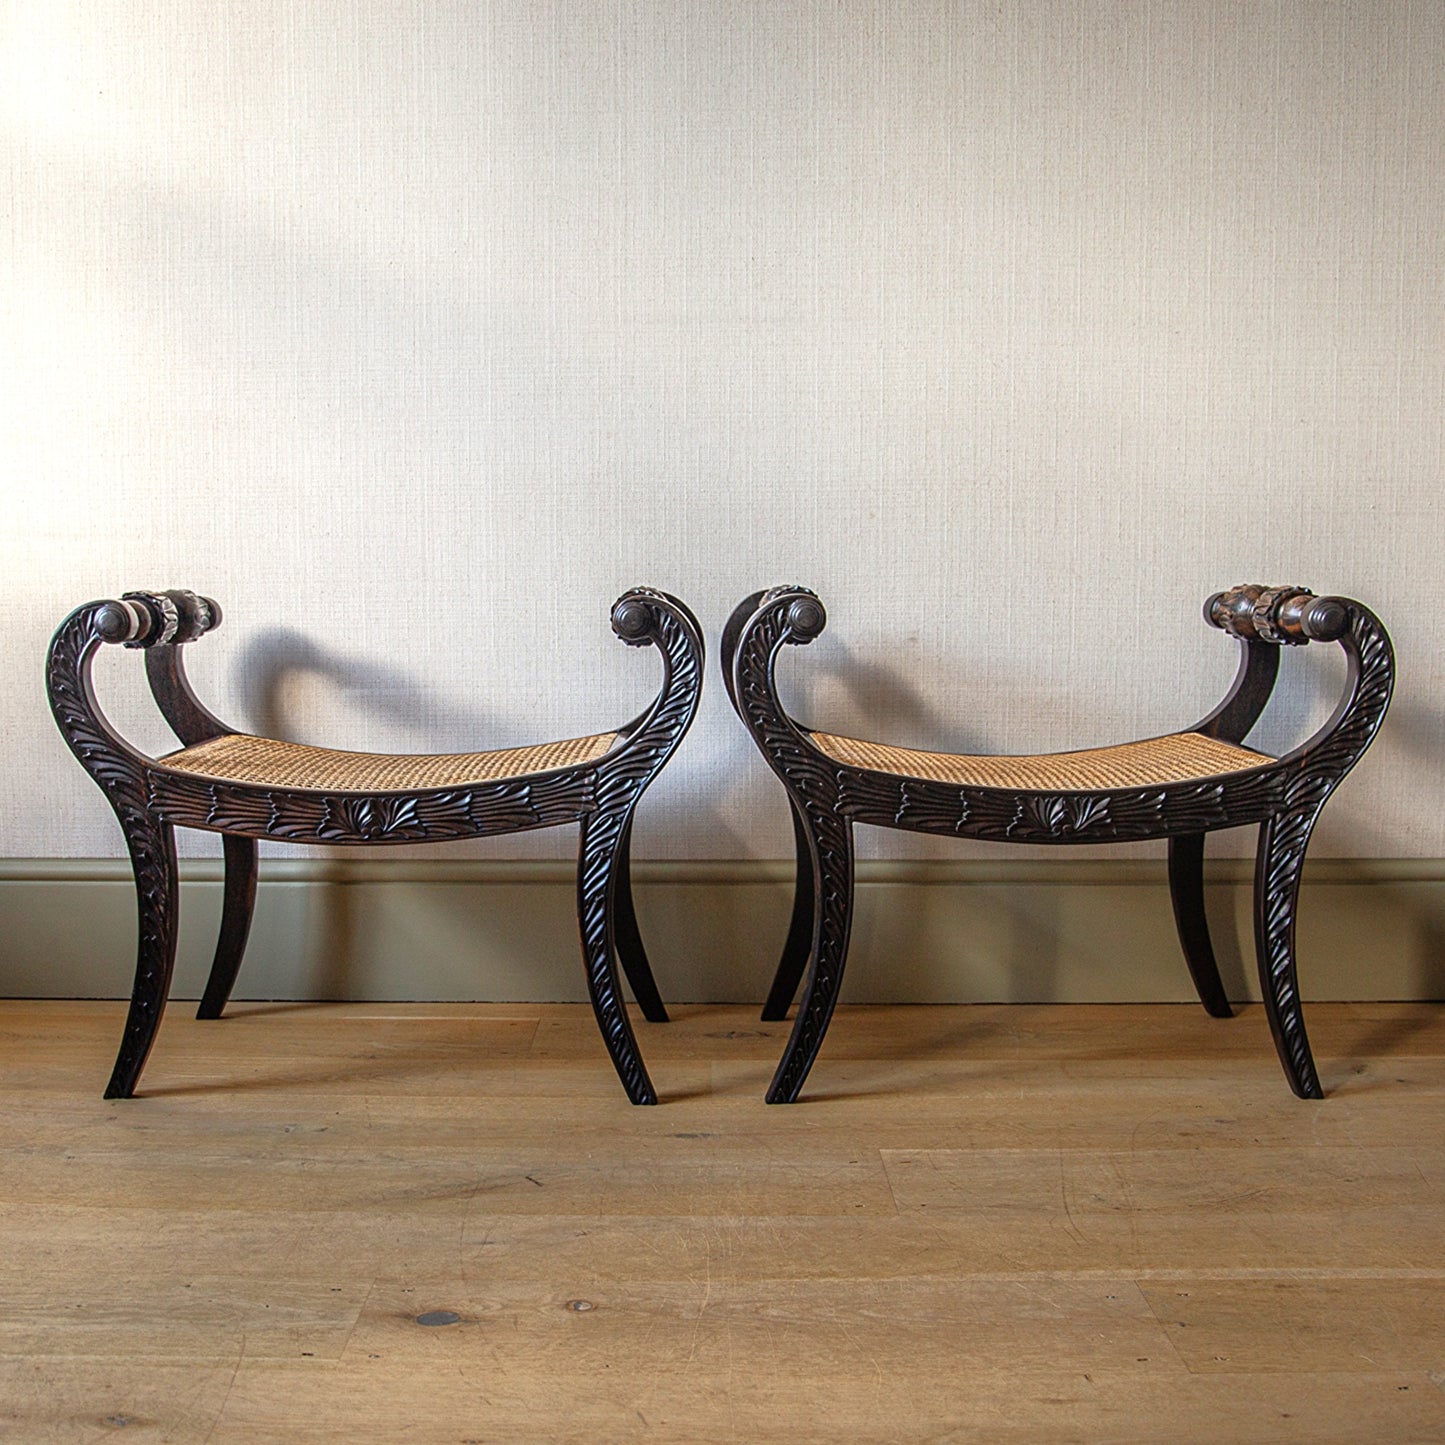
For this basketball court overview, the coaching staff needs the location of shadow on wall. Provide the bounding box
[790,634,996,755]
[220,621,712,1007]
[633,799,781,1003]
[732,642,1079,1007]
[1202,679,1445,1010]
[219,613,1443,1011]
[228,625,512,1002]
[726,605,1445,1013]
[234,627,503,750]
[1306,690,1445,1007]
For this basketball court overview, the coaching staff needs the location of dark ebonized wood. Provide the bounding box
[722,583,1394,1103]
[47,587,703,1104]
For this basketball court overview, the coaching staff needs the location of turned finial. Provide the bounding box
[101,589,223,648]
[1205,585,1350,645]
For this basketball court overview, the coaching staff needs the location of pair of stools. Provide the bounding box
[48,582,1393,1105]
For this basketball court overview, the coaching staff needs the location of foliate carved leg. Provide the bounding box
[765,803,854,1105]
[611,819,668,1024]
[1167,833,1232,1019]
[1253,811,1325,1100]
[105,818,180,1099]
[761,799,815,1022]
[197,835,258,1020]
[578,806,658,1105]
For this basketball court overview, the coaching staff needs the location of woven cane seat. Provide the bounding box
[159,731,617,793]
[807,729,1272,791]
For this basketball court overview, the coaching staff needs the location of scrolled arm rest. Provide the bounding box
[718,588,826,719]
[1205,585,1350,646]
[607,586,705,752]
[1200,582,1393,771]
[95,589,223,648]
[722,584,835,762]
[610,587,701,653]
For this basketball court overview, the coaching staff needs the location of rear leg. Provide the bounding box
[611,818,668,1023]
[197,834,258,1020]
[762,799,815,1021]
[1168,832,1232,1018]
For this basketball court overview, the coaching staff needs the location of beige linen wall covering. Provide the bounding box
[1,2,1441,999]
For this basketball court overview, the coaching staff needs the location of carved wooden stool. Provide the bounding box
[723,584,1394,1103]
[48,587,703,1104]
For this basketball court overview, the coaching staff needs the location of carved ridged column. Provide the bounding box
[47,603,184,1097]
[1248,600,1394,1098]
[730,589,858,1103]
[577,590,705,1104]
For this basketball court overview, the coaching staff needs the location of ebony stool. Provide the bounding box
[48,586,703,1103]
[723,584,1393,1103]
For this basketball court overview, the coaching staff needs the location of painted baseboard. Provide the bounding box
[2,857,1442,1004]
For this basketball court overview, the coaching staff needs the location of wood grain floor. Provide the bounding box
[1,999,1442,1442]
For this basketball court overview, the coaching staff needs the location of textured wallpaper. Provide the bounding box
[2,0,1441,859]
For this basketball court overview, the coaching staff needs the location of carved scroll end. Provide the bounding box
[760,586,826,646]
[612,587,703,652]
[611,591,658,648]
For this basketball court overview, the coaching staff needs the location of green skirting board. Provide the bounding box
[2,857,1442,1004]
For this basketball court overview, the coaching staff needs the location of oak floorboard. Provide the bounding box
[1138,1278,1445,1374]
[5,1202,1444,1297]
[1,1000,1442,1442]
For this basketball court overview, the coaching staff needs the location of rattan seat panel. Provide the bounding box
[808,729,1273,791]
[159,731,617,792]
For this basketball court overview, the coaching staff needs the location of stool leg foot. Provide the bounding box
[1168,833,1232,1018]
[105,818,179,1099]
[765,806,853,1104]
[579,809,658,1105]
[1253,813,1324,1100]
[197,835,257,1020]
[611,819,668,1024]
[761,800,814,1022]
